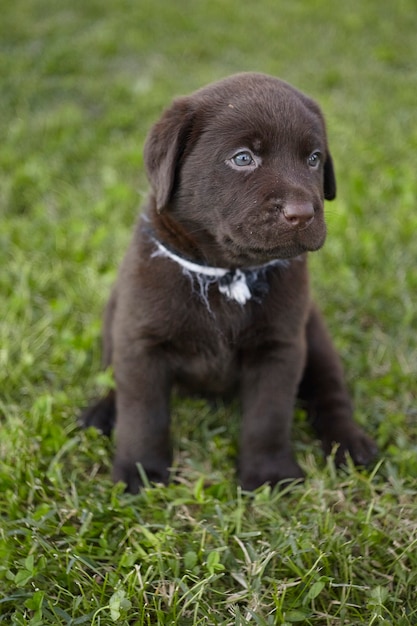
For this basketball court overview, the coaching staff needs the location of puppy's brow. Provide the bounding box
[252,138,262,151]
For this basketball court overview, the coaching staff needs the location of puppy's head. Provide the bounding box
[144,73,336,267]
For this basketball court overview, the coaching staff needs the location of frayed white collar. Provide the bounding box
[151,238,291,306]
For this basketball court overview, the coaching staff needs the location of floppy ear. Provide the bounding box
[144,97,195,212]
[324,152,336,200]
[298,93,336,201]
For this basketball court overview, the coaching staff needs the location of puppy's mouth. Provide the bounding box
[219,232,326,266]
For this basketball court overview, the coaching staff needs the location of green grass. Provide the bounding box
[1,0,417,623]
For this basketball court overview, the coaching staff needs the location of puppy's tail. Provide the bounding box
[79,390,116,437]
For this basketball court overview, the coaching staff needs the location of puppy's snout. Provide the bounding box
[282,202,315,228]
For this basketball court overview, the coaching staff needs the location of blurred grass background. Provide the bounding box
[1,0,417,624]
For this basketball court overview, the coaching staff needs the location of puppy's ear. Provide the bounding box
[300,94,336,201]
[324,152,336,200]
[144,97,195,212]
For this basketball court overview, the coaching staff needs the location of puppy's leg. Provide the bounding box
[112,349,172,493]
[299,303,377,466]
[239,342,306,490]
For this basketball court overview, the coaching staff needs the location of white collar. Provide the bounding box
[151,238,290,306]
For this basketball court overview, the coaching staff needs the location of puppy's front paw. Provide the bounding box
[239,451,305,491]
[321,423,378,467]
[112,458,170,494]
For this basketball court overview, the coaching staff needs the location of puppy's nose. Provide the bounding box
[282,202,315,228]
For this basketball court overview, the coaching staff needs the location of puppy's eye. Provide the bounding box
[308,151,321,168]
[231,150,255,168]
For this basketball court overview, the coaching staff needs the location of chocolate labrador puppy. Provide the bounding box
[82,72,377,493]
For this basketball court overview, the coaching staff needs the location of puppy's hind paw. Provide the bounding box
[322,423,378,468]
[79,391,116,437]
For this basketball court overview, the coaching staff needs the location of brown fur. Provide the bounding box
[82,73,377,493]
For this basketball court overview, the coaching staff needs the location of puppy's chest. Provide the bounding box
[167,300,251,392]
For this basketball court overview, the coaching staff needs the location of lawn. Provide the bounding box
[1,0,417,623]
